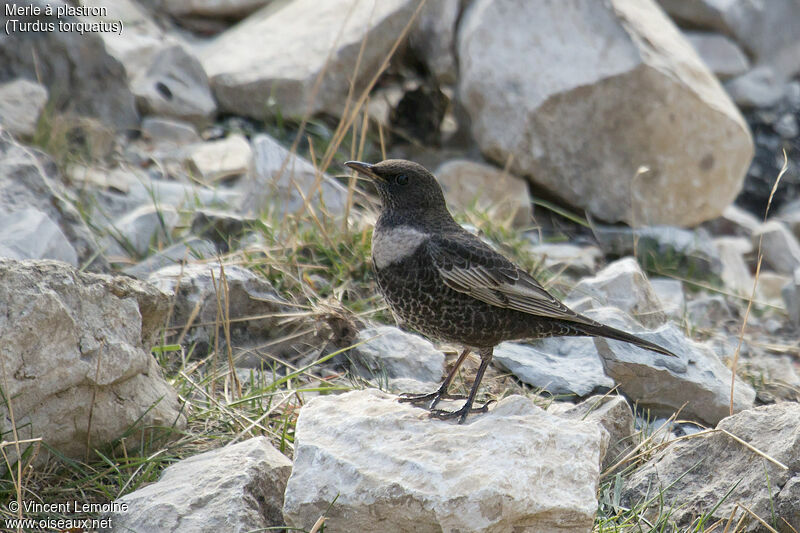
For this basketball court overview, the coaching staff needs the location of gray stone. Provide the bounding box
[562,395,635,471]
[594,225,722,280]
[352,326,445,384]
[494,340,614,397]
[190,209,255,252]
[141,117,201,147]
[184,134,252,183]
[686,294,735,330]
[0,79,48,138]
[725,65,786,108]
[659,0,800,80]
[703,204,761,237]
[434,159,532,228]
[0,207,78,265]
[622,402,800,531]
[283,389,607,532]
[684,31,750,80]
[241,134,347,216]
[714,236,754,296]
[752,220,800,275]
[649,277,685,320]
[567,257,667,329]
[201,0,419,119]
[147,262,291,358]
[528,242,602,277]
[0,259,183,465]
[0,131,107,271]
[127,177,241,210]
[755,271,792,305]
[161,0,271,18]
[106,437,291,532]
[458,0,753,227]
[408,0,462,84]
[104,204,179,258]
[132,44,216,126]
[586,306,755,425]
[775,113,799,139]
[123,238,217,279]
[782,268,800,327]
[0,0,138,130]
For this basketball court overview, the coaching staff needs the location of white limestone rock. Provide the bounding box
[201,0,419,119]
[106,437,291,532]
[283,389,607,532]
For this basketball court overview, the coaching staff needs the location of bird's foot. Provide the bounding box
[429,399,496,424]
[398,391,467,410]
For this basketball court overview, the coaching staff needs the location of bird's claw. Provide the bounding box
[398,391,467,410]
[429,399,496,424]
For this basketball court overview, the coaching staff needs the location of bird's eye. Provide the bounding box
[396,174,408,185]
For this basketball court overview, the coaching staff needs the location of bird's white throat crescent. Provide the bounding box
[372,226,428,269]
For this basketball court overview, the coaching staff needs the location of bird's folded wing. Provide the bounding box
[427,235,593,324]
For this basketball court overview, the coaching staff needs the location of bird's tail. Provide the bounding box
[574,321,678,358]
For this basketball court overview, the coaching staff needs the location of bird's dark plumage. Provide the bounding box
[345,159,677,423]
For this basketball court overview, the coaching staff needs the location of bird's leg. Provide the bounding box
[430,347,494,424]
[399,348,471,409]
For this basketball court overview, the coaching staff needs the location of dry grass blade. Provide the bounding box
[736,501,778,533]
[730,149,788,415]
[309,515,327,533]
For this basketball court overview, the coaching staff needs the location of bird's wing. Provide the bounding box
[427,232,594,324]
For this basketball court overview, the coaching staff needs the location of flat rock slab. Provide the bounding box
[105,437,292,532]
[283,389,608,533]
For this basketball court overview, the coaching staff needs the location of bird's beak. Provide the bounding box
[345,161,384,182]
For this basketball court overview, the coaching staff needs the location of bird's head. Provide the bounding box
[345,159,448,214]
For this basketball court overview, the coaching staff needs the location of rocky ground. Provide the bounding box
[1,0,800,531]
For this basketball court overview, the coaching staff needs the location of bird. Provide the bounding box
[345,159,677,424]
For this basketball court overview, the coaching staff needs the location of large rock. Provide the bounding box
[586,306,755,425]
[201,0,419,119]
[458,0,753,226]
[0,79,48,138]
[0,259,184,464]
[0,130,107,271]
[0,0,138,130]
[240,134,347,216]
[434,159,532,228]
[105,437,292,532]
[622,402,800,531]
[283,389,607,532]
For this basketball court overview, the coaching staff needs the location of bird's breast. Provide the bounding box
[371,225,429,269]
